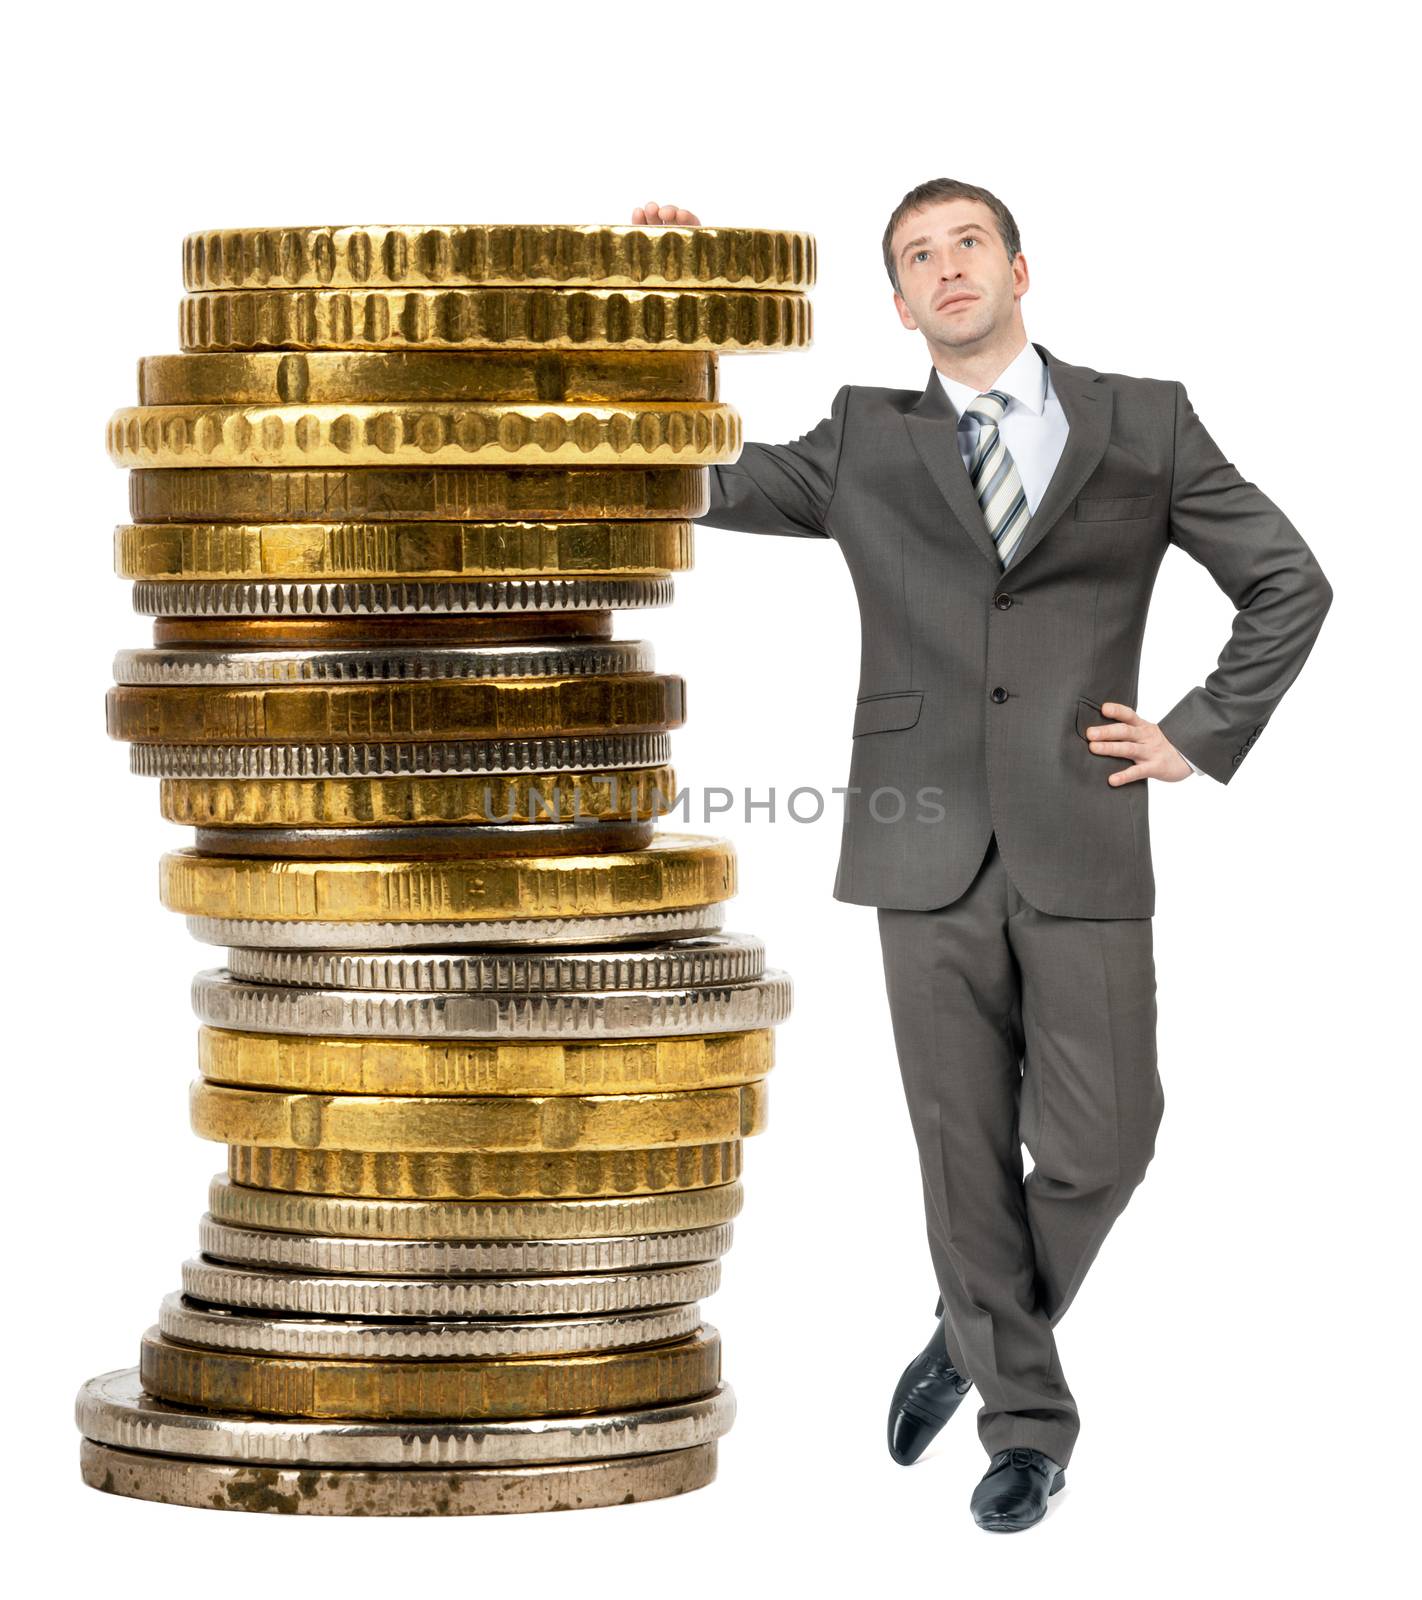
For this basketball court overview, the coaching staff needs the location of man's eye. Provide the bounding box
[913,250,929,262]
[961,237,977,247]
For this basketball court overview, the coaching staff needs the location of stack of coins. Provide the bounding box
[76,223,813,1516]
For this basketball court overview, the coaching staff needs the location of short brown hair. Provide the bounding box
[882,179,1021,294]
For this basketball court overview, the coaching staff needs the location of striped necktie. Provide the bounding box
[962,389,1029,568]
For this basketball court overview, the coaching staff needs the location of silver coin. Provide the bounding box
[79,1437,721,1513]
[181,1257,721,1318]
[185,903,727,949]
[225,932,765,993]
[157,1292,702,1359]
[191,821,658,859]
[76,1367,735,1466]
[131,731,673,778]
[132,576,674,617]
[113,640,656,685]
[191,968,793,1038]
[196,1216,733,1276]
[206,1175,745,1241]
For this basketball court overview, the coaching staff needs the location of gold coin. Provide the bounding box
[151,613,614,648]
[80,1437,720,1515]
[108,401,740,470]
[227,1140,743,1199]
[116,520,693,580]
[158,832,736,922]
[183,223,813,291]
[129,466,707,523]
[199,1027,774,1097]
[108,674,685,744]
[190,1080,769,1153]
[138,1324,721,1420]
[138,350,718,406]
[206,1174,745,1239]
[179,286,811,353]
[159,767,675,828]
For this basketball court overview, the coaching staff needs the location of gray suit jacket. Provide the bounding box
[694,342,1333,918]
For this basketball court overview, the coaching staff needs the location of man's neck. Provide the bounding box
[930,333,1030,395]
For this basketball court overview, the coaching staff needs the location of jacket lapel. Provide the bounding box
[901,341,1113,574]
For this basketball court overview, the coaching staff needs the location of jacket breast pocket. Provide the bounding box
[853,690,923,737]
[1074,494,1156,521]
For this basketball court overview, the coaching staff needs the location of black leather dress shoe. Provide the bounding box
[969,1447,1066,1531]
[886,1299,973,1465]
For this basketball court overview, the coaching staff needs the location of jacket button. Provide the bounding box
[990,686,1008,703]
[994,594,1013,609]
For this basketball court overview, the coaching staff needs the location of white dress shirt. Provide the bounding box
[935,343,1205,779]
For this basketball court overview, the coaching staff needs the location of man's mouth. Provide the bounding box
[937,293,977,311]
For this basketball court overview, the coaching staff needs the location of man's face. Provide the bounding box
[890,198,1028,350]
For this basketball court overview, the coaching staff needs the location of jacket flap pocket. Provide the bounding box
[1074,494,1155,521]
[853,690,923,737]
[1075,696,1103,740]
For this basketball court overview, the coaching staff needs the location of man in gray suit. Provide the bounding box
[631,184,1332,1530]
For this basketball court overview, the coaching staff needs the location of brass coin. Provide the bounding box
[80,1437,719,1514]
[158,832,736,923]
[129,465,707,523]
[182,223,813,291]
[227,1140,743,1199]
[205,1174,745,1240]
[190,1080,768,1154]
[138,1323,721,1419]
[179,286,811,353]
[116,520,693,580]
[158,766,675,828]
[152,614,614,647]
[109,401,740,470]
[108,673,685,744]
[139,349,718,405]
[198,1027,774,1097]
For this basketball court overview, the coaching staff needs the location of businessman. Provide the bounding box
[631,184,1332,1531]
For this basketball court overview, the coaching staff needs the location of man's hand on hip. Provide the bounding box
[1085,704,1194,784]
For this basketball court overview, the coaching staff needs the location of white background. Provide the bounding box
[3,1,1414,1592]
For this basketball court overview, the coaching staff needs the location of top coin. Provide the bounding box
[183,225,816,292]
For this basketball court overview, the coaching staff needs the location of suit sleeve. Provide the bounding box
[694,384,851,539]
[1155,382,1333,784]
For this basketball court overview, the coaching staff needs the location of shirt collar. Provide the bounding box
[934,340,1047,421]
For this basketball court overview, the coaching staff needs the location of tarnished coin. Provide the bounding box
[159,767,675,829]
[182,224,813,291]
[152,613,616,647]
[227,1138,742,1198]
[189,822,657,860]
[159,832,736,923]
[79,1437,719,1515]
[138,350,718,406]
[195,1216,732,1276]
[77,1365,735,1465]
[108,401,739,469]
[131,575,674,617]
[199,1026,773,1097]
[116,522,692,582]
[179,285,810,353]
[224,932,765,993]
[107,672,685,744]
[182,1258,721,1319]
[205,1175,745,1241]
[185,902,727,950]
[190,968,791,1039]
[129,465,708,523]
[157,1293,704,1360]
[190,1080,768,1153]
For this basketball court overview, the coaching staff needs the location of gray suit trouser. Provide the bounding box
[876,830,1164,1469]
